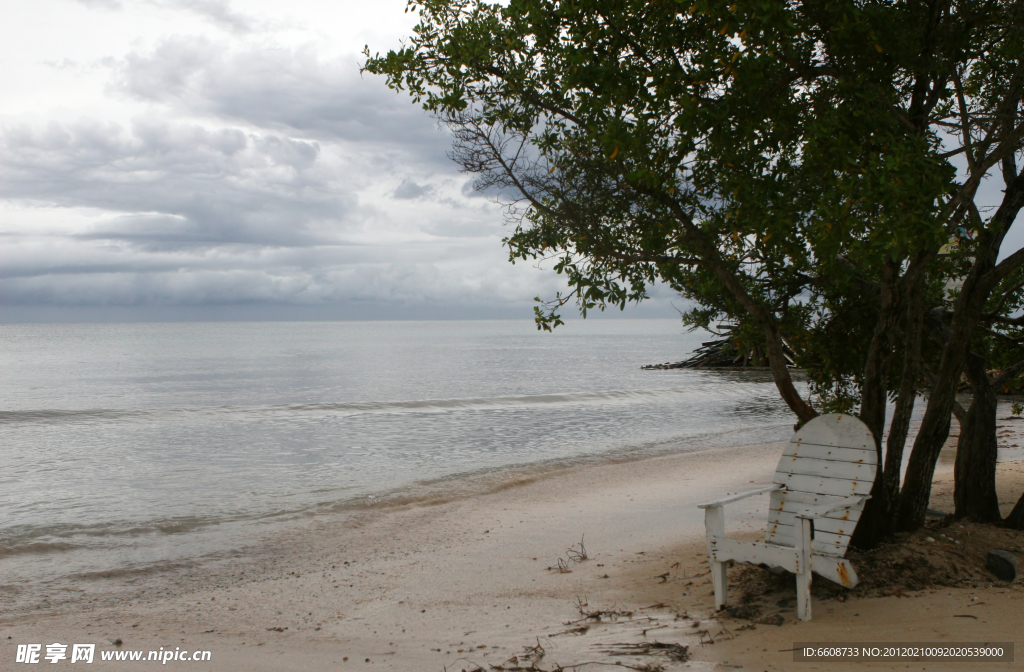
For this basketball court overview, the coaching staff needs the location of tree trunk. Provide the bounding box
[953,353,1002,521]
[897,272,994,530]
[898,409,955,531]
[686,223,819,424]
[761,317,817,423]
[1006,491,1024,529]
[881,276,926,529]
[896,159,1024,531]
[852,262,898,549]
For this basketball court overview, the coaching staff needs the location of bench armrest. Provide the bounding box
[795,495,871,520]
[698,484,783,509]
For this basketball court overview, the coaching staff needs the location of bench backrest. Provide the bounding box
[765,414,877,557]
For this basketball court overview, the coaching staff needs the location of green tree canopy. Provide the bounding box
[366,0,1024,539]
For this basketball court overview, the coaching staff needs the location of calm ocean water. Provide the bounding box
[0,319,796,591]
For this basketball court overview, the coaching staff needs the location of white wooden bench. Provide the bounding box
[698,413,876,621]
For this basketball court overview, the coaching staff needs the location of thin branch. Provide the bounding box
[982,277,1024,319]
[953,69,978,174]
[993,358,1024,389]
[979,326,1024,344]
[987,237,1024,285]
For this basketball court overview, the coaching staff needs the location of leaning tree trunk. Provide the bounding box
[953,353,1002,521]
[1006,492,1024,529]
[898,406,955,531]
[690,225,818,423]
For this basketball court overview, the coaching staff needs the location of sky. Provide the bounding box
[0,1,1018,323]
[0,0,681,322]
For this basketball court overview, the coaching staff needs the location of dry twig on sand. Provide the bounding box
[546,558,572,573]
[549,625,590,637]
[698,627,734,645]
[484,657,667,672]
[566,535,588,563]
[564,595,633,625]
[548,535,589,572]
[599,641,690,663]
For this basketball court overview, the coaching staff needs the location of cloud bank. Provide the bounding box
[1,0,632,322]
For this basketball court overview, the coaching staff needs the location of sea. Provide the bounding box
[0,319,797,595]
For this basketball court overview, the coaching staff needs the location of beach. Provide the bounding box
[4,422,1023,671]
[3,1,1022,669]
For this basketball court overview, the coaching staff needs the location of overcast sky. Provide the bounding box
[0,1,1017,323]
[0,0,683,322]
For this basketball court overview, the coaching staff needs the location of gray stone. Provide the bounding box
[754,612,785,626]
[724,605,758,619]
[986,550,1018,582]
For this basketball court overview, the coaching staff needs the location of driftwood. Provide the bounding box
[642,325,797,370]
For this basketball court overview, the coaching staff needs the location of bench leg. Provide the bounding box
[796,517,813,621]
[704,506,727,610]
[711,558,727,611]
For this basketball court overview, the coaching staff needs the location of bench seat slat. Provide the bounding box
[766,523,794,547]
[777,455,874,481]
[768,490,850,510]
[770,495,867,521]
[781,443,876,464]
[759,531,849,558]
[710,537,800,572]
[774,472,874,497]
[768,509,859,536]
[766,520,850,550]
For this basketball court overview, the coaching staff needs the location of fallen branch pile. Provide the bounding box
[642,325,797,370]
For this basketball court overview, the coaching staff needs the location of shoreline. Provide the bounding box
[2,421,796,613]
[2,439,786,670]
[3,424,1024,671]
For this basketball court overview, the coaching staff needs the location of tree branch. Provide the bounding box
[993,358,1024,389]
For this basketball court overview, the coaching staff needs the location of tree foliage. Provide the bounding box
[366,0,1024,540]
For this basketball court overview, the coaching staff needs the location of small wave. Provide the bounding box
[71,560,197,583]
[0,383,772,425]
[0,541,82,557]
[0,409,147,423]
[271,386,748,415]
[2,514,255,553]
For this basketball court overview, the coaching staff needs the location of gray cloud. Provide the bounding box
[0,234,552,308]
[73,0,124,8]
[392,179,432,200]
[112,38,450,157]
[0,107,556,312]
[0,117,349,248]
[75,0,255,33]
[167,0,254,33]
[0,6,585,320]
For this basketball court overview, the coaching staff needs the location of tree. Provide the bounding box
[950,267,1024,523]
[892,0,1024,531]
[365,0,1024,542]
